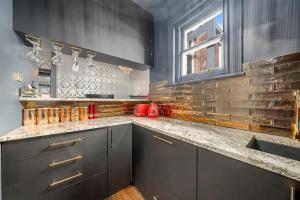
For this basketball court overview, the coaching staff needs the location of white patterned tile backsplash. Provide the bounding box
[56,54,149,98]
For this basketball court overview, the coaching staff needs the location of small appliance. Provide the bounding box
[134,104,150,117]
[148,103,159,118]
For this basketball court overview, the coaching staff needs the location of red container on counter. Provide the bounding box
[88,104,97,119]
[159,104,172,117]
[134,104,150,117]
[93,104,97,119]
[148,103,159,118]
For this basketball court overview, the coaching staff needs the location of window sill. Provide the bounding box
[171,72,245,86]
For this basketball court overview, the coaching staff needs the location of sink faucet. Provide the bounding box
[291,123,299,140]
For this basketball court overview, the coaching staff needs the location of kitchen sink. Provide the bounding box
[247,137,300,161]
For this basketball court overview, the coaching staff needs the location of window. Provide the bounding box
[174,0,227,83]
[182,11,223,76]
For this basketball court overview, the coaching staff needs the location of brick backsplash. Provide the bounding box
[150,52,300,137]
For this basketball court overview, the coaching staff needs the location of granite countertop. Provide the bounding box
[1,116,300,182]
[19,97,150,102]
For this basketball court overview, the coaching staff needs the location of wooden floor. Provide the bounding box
[106,186,144,200]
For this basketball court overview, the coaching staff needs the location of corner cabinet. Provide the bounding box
[197,147,300,200]
[108,124,132,195]
[132,125,197,200]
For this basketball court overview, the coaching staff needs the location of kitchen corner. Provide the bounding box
[1,0,300,200]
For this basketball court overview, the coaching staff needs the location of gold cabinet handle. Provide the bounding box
[153,135,174,145]
[49,138,82,148]
[290,187,296,200]
[50,172,82,187]
[49,155,83,167]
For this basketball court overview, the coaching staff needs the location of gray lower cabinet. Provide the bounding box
[197,147,300,200]
[2,128,108,200]
[108,124,132,195]
[132,125,197,200]
[40,173,108,200]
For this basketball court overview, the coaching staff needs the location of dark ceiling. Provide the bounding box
[132,0,196,19]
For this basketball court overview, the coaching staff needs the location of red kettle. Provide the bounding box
[148,103,159,118]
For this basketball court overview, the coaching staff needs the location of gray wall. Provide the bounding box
[151,0,198,83]
[0,0,34,134]
[243,0,300,62]
[151,0,300,83]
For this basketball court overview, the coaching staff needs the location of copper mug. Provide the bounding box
[71,107,80,122]
[37,108,49,125]
[79,107,88,121]
[60,106,71,123]
[23,109,36,126]
[48,108,60,124]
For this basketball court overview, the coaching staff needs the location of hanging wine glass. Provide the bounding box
[25,34,42,64]
[86,51,97,69]
[71,47,81,72]
[51,42,64,66]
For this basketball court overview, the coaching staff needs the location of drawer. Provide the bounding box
[2,128,107,187]
[2,128,108,163]
[3,171,107,200]
[40,172,108,200]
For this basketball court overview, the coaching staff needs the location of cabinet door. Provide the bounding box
[133,125,197,200]
[152,133,197,200]
[132,125,157,200]
[108,124,132,195]
[197,147,300,200]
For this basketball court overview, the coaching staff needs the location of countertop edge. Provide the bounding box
[1,116,300,182]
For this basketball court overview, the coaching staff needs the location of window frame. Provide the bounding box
[173,0,229,83]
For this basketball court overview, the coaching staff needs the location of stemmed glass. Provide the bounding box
[71,47,81,72]
[51,42,64,66]
[25,35,42,64]
[86,51,97,69]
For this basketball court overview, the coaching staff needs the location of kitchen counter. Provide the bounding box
[1,116,300,182]
[19,97,150,102]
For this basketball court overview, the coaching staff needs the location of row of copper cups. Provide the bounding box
[23,106,89,126]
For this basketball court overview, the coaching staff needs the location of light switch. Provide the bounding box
[14,72,23,82]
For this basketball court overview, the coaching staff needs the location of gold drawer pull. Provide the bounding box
[50,172,82,187]
[49,155,83,167]
[153,135,174,145]
[50,138,82,148]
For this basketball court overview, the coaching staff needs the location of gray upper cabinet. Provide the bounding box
[108,124,132,195]
[197,147,300,200]
[132,125,197,200]
[13,0,154,68]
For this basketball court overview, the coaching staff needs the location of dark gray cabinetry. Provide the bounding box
[132,125,197,200]
[108,124,132,195]
[197,147,300,200]
[13,0,154,68]
[2,128,108,200]
[132,125,156,199]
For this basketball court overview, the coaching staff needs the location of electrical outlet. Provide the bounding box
[14,72,23,82]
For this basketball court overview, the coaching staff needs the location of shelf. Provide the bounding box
[19,97,150,102]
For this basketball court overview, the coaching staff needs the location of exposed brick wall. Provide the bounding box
[193,32,208,72]
[150,52,300,137]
